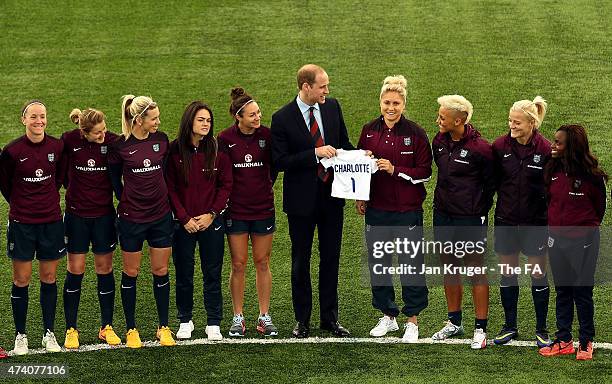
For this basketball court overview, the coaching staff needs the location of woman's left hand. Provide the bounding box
[376,158,394,175]
[194,213,214,231]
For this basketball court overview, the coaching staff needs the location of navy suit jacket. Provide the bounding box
[271,97,354,216]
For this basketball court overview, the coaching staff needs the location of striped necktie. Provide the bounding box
[309,106,330,182]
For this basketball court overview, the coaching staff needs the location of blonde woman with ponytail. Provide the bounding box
[491,96,552,348]
[107,95,175,348]
[60,108,120,349]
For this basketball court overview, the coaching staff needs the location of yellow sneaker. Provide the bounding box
[156,326,176,346]
[99,325,121,346]
[64,327,79,349]
[126,328,142,349]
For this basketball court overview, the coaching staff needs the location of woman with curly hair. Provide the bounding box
[539,124,607,361]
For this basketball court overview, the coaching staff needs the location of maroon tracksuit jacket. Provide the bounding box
[492,132,551,225]
[547,170,606,232]
[432,124,494,217]
[166,139,233,226]
[60,129,118,218]
[357,115,432,212]
[107,131,171,223]
[218,125,274,220]
[0,134,64,223]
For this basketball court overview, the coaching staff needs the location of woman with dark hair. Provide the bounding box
[539,124,607,361]
[108,95,175,348]
[166,101,232,341]
[0,100,64,355]
[60,108,120,349]
[218,88,277,337]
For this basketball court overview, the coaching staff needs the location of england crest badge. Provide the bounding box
[533,154,541,163]
[101,145,108,154]
[48,153,55,162]
[460,149,468,158]
[259,139,266,148]
[404,137,411,146]
[153,143,160,152]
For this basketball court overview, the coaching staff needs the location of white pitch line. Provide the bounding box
[6,337,612,356]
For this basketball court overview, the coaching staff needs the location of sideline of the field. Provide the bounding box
[7,336,612,356]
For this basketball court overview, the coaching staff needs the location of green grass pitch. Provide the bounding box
[0,1,610,383]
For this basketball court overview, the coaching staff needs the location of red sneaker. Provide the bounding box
[576,341,594,360]
[539,339,575,356]
[0,346,8,359]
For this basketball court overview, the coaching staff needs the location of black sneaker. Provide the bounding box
[493,326,518,345]
[535,329,552,348]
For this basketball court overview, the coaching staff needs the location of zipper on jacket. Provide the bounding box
[518,158,523,225]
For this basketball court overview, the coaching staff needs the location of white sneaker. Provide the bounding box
[402,322,419,343]
[432,320,464,341]
[42,330,61,352]
[471,328,487,349]
[205,325,223,341]
[369,315,399,337]
[176,320,194,339]
[13,333,28,356]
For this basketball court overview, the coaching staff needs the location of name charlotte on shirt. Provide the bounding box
[332,162,373,173]
[321,149,378,200]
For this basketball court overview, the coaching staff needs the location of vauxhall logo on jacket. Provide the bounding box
[132,158,161,173]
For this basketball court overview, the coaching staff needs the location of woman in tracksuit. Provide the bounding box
[218,88,277,337]
[60,108,121,349]
[430,95,495,349]
[0,100,65,355]
[492,97,552,348]
[166,101,232,341]
[539,124,607,361]
[108,95,175,348]
[356,75,432,343]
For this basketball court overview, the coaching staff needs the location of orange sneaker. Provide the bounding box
[576,341,593,360]
[539,339,575,356]
[126,328,142,349]
[99,325,122,346]
[156,326,176,346]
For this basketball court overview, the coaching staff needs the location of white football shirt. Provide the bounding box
[320,149,378,200]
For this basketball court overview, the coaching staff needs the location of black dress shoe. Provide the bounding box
[320,321,350,337]
[292,322,310,338]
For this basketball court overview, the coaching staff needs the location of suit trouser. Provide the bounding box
[173,218,225,326]
[287,184,344,326]
[366,208,428,318]
[548,229,599,343]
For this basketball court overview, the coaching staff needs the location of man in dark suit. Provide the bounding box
[271,64,354,338]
